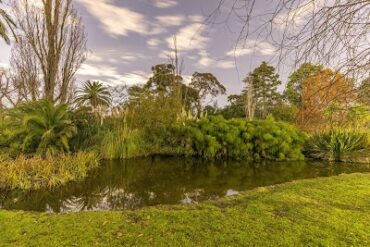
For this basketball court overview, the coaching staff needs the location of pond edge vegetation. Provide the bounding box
[0,1,369,192]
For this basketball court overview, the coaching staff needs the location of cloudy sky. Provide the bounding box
[0,0,290,105]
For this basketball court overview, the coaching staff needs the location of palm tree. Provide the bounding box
[18,100,77,155]
[75,81,111,108]
[0,0,16,44]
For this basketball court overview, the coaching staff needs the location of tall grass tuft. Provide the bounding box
[0,151,99,190]
[305,130,370,162]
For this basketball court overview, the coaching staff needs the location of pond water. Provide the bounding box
[1,157,369,213]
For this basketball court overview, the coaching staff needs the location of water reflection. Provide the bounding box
[0,157,369,213]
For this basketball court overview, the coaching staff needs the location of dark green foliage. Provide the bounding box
[189,72,226,114]
[69,107,104,152]
[145,64,180,92]
[305,130,370,162]
[284,63,322,106]
[185,116,306,160]
[270,104,298,123]
[1,100,77,156]
[247,62,282,119]
[219,94,246,119]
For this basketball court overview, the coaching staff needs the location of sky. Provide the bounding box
[0,0,294,106]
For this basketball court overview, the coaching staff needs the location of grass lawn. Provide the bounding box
[1,173,370,246]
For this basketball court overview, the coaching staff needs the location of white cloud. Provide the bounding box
[158,50,172,59]
[87,53,104,62]
[198,51,212,67]
[121,52,144,62]
[77,64,119,77]
[167,23,208,51]
[110,71,149,86]
[121,55,138,61]
[76,0,148,37]
[156,15,185,27]
[226,49,253,57]
[226,40,276,57]
[152,0,178,9]
[198,51,234,69]
[274,0,327,28]
[148,25,167,35]
[87,51,144,65]
[147,38,161,48]
[77,63,149,86]
[217,60,235,69]
[189,15,204,23]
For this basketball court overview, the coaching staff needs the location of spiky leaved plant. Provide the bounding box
[305,130,369,162]
[17,100,77,155]
[74,81,111,108]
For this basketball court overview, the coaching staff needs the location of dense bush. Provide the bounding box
[184,116,306,160]
[0,151,99,190]
[305,130,370,163]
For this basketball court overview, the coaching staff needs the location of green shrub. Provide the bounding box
[185,116,306,160]
[305,130,370,162]
[0,151,99,190]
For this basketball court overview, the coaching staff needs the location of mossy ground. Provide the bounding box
[1,173,370,246]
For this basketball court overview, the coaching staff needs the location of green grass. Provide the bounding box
[1,173,370,246]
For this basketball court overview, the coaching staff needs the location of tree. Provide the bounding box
[220,94,246,119]
[298,68,354,131]
[75,81,111,108]
[11,0,87,103]
[145,64,181,93]
[180,83,199,113]
[284,63,323,106]
[9,37,40,103]
[144,64,201,113]
[246,62,282,119]
[358,78,370,105]
[15,100,77,155]
[189,72,226,115]
[0,0,16,44]
[212,1,370,79]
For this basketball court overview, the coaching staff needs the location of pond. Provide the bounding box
[1,157,369,213]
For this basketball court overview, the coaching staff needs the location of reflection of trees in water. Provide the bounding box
[1,158,369,212]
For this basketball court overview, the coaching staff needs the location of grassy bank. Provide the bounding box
[1,173,370,246]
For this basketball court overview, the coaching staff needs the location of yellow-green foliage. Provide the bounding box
[185,116,306,160]
[0,152,99,190]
